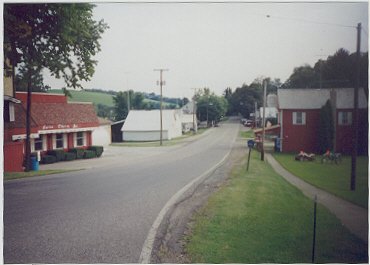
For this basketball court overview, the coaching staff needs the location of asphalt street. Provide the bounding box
[4,118,240,263]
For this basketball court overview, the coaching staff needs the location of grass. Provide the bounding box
[273,153,368,208]
[49,89,115,106]
[185,151,368,263]
[240,130,254,139]
[4,169,77,181]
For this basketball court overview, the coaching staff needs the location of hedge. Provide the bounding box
[69,148,84,159]
[47,150,65,162]
[83,150,96,159]
[88,146,104,157]
[41,155,57,164]
[64,152,77,161]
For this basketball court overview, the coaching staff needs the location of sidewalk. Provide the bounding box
[266,153,368,243]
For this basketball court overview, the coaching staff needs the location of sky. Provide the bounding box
[43,1,369,99]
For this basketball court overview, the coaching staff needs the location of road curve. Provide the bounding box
[4,118,240,263]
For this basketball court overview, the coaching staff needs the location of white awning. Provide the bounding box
[12,133,39,141]
[38,127,97,134]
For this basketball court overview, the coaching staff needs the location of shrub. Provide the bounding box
[69,148,84,159]
[83,150,96,159]
[48,150,65,162]
[41,155,57,164]
[64,152,77,161]
[88,146,104,157]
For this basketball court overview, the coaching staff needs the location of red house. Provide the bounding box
[277,88,368,155]
[4,92,99,172]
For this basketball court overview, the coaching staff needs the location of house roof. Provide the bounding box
[278,88,367,109]
[31,102,99,127]
[4,103,37,130]
[121,110,180,131]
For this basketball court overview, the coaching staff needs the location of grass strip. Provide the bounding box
[273,153,368,208]
[4,170,78,181]
[240,130,254,139]
[186,151,368,263]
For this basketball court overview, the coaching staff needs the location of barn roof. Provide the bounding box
[278,88,367,109]
[121,110,180,131]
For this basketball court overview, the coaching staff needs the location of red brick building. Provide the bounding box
[277,88,368,155]
[4,92,99,172]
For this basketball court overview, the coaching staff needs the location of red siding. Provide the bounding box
[282,109,321,153]
[4,141,24,172]
[15,92,67,104]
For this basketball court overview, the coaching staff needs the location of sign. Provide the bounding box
[247,140,255,149]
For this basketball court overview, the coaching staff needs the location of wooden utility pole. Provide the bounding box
[191,88,198,134]
[261,80,267,161]
[154,68,168,146]
[351,23,361,191]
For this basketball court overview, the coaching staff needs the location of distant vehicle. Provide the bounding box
[243,120,254,127]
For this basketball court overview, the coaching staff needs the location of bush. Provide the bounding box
[88,146,104,157]
[69,148,84,159]
[83,150,96,159]
[64,152,77,161]
[48,150,65,162]
[41,155,57,164]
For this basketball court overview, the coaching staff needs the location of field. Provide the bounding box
[49,89,114,106]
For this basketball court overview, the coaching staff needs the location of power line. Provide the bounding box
[266,14,356,29]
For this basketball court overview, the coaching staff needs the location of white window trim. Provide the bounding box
[74,132,87,147]
[31,135,47,152]
[9,102,15,122]
[338,111,352,126]
[292,111,306,125]
[53,133,67,149]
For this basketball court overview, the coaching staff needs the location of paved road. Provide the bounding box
[4,118,240,263]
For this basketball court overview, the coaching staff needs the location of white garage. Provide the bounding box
[121,110,182,141]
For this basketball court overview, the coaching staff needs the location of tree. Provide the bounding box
[15,65,50,92]
[195,89,227,124]
[113,90,147,121]
[318,100,334,153]
[283,64,318,88]
[228,83,262,118]
[4,3,108,171]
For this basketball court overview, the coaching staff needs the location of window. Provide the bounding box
[293,112,306,125]
[76,132,84,146]
[338,111,352,125]
[34,136,44,151]
[55,133,64,149]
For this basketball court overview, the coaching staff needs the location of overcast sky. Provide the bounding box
[44,1,369,99]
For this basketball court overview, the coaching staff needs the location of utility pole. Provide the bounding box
[351,22,361,191]
[191,88,198,134]
[261,80,267,161]
[154,68,168,146]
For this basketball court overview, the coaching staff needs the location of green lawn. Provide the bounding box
[4,169,77,181]
[49,89,115,106]
[186,151,367,263]
[273,153,368,208]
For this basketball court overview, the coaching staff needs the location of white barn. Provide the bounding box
[121,110,182,141]
[92,117,112,146]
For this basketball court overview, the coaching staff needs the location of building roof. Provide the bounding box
[4,103,37,130]
[121,110,180,131]
[31,102,99,128]
[278,88,367,109]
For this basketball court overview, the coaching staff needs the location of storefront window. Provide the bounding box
[56,133,64,149]
[34,136,43,151]
[76,132,84,146]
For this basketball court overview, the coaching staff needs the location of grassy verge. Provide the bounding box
[240,130,254,139]
[273,153,368,208]
[186,151,367,263]
[111,128,209,147]
[4,169,77,181]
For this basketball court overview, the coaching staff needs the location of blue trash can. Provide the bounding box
[31,156,39,171]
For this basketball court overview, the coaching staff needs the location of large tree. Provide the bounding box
[4,3,108,171]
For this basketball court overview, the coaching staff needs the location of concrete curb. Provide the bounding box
[138,126,239,263]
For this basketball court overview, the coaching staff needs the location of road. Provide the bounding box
[4,118,240,263]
